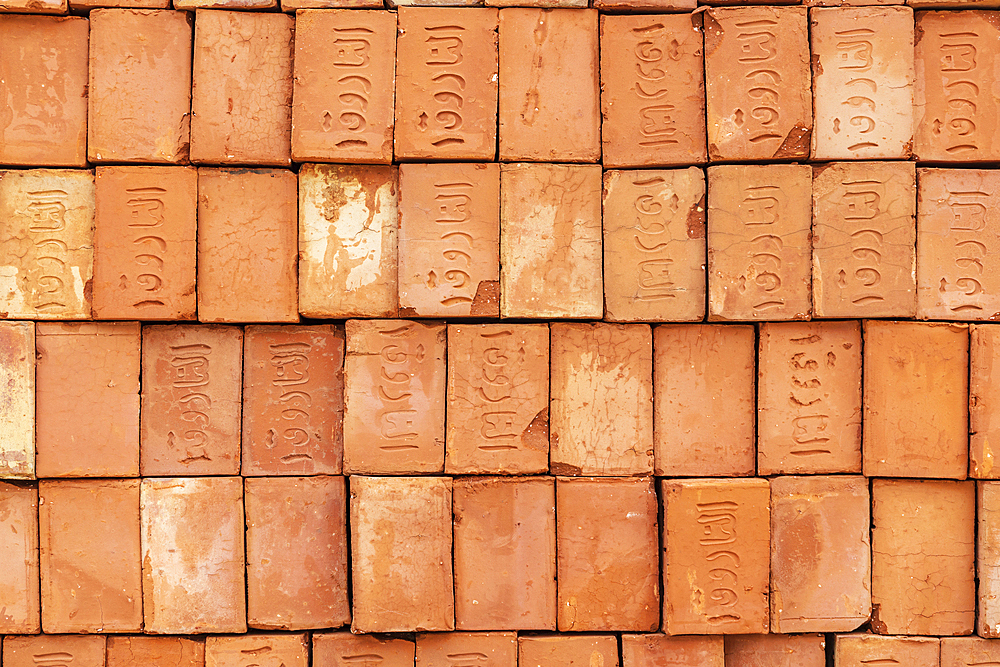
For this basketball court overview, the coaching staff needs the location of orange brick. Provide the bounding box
[416,633,517,667]
[942,637,1000,666]
[971,325,1000,478]
[0,482,39,634]
[518,636,618,667]
[978,481,1000,636]
[0,322,34,479]
[313,633,414,667]
[725,635,826,667]
[2,636,106,667]
[282,0,379,9]
[206,635,307,667]
[107,637,204,667]
[835,635,939,666]
[623,635,724,667]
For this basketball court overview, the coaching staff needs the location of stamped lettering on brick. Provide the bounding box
[833,28,880,153]
[421,23,466,147]
[431,178,476,308]
[942,187,989,315]
[633,22,679,149]
[377,325,422,450]
[476,330,519,450]
[330,27,375,149]
[33,652,75,667]
[697,500,743,625]
[267,341,315,466]
[124,187,167,309]
[735,19,782,145]
[740,185,787,313]
[168,343,213,464]
[838,179,885,307]
[632,175,681,302]
[28,189,73,314]
[933,30,982,156]
[340,654,386,667]
[785,337,835,457]
[444,653,488,667]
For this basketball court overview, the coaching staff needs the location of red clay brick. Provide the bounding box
[757,321,862,475]
[2,636,106,667]
[942,637,1000,666]
[724,635,826,667]
[0,17,87,165]
[141,325,243,476]
[395,8,498,160]
[416,633,517,667]
[0,322,34,479]
[242,325,344,476]
[88,10,191,163]
[623,635,724,667]
[863,320,968,478]
[282,0,379,9]
[662,478,770,634]
[197,168,298,323]
[835,635,939,667]
[191,11,292,165]
[979,481,1000,636]
[557,477,658,631]
[446,324,549,475]
[872,479,975,635]
[206,635,307,667]
[550,323,653,476]
[812,162,917,318]
[140,477,246,634]
[971,325,1000,478]
[653,324,755,477]
[92,166,197,321]
[518,636,619,667]
[351,476,454,632]
[0,482,39,634]
[0,0,65,11]
[178,0,274,8]
[343,320,446,474]
[72,0,168,8]
[704,7,811,161]
[313,633,414,667]
[35,322,140,478]
[602,168,706,322]
[453,477,556,630]
[245,476,350,630]
[498,9,600,162]
[292,10,396,163]
[107,637,204,667]
[298,164,398,319]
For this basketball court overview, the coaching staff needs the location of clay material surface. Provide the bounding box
[0,322,34,479]
[206,634,307,667]
[757,321,862,475]
[197,168,298,323]
[662,478,770,635]
[313,633,414,667]
[141,325,243,477]
[942,637,1000,666]
[417,634,516,667]
[35,322,140,478]
[623,635,724,667]
[107,636,204,667]
[2,636,106,667]
[398,163,500,317]
[811,7,915,159]
[351,476,454,632]
[653,324,755,477]
[600,15,706,167]
[0,169,94,320]
[978,482,1000,636]
[707,164,811,321]
[39,479,142,633]
[724,634,826,667]
[282,0,380,9]
[498,9,600,161]
[141,477,246,634]
[518,636,619,667]
[972,325,1000,478]
[92,166,198,321]
[835,634,939,666]
[299,164,398,318]
[500,163,603,318]
[863,320,968,478]
[603,168,706,322]
[191,11,292,165]
[704,7,811,161]
[0,482,39,634]
[292,11,396,163]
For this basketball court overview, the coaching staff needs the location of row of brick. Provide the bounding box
[1,7,998,167]
[2,163,998,323]
[1,318,991,480]
[0,475,997,637]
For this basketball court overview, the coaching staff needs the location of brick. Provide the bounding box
[2,636,106,667]
[298,164,398,319]
[914,11,1000,162]
[910,0,998,6]
[398,164,500,317]
[600,15,706,167]
[653,324,755,477]
[351,476,454,632]
[197,168,298,323]
[453,477,556,630]
[0,18,86,164]
[557,477,658,631]
[92,166,198,320]
[72,0,168,8]
[245,476,350,630]
[550,323,653,476]
[863,321,968,478]
[594,0,693,9]
[811,7,915,159]
[395,8,498,160]
[283,0,380,9]
[757,321,862,475]
[812,162,917,318]
[979,482,1000,636]
[191,11,292,165]
[416,633,517,667]
[602,168,706,322]
[108,637,204,667]
[770,476,870,633]
[140,325,243,477]
[942,637,1000,666]
[313,633,414,667]
[446,324,548,475]
[39,479,141,633]
[206,635,307,667]
[916,168,1000,320]
[835,635,940,667]
[704,7,811,161]
[291,10,396,163]
[35,322,140,478]
[972,325,1000,478]
[242,325,344,476]
[0,0,65,11]
[88,10,191,162]
[498,9,600,162]
[518,636,619,667]
[0,482,39,634]
[0,322,34,479]
[706,164,811,321]
[872,479,975,635]
[500,164,603,318]
[180,0,273,7]
[662,478,770,634]
[724,635,826,667]
[343,320,446,474]
[623,635,724,667]
[0,169,94,320]
[140,477,246,634]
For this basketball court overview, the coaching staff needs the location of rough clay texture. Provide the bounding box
[835,633,940,666]
[416,633,517,667]
[313,633,414,667]
[941,637,1000,667]
[2,636,106,667]
[0,322,34,479]
[517,635,618,667]
[979,482,1000,636]
[0,482,39,634]
[724,634,826,667]
[205,634,308,667]
[107,636,205,667]
[972,325,1000,478]
[622,635,724,667]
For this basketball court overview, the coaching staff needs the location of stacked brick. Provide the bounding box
[1,2,1000,667]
